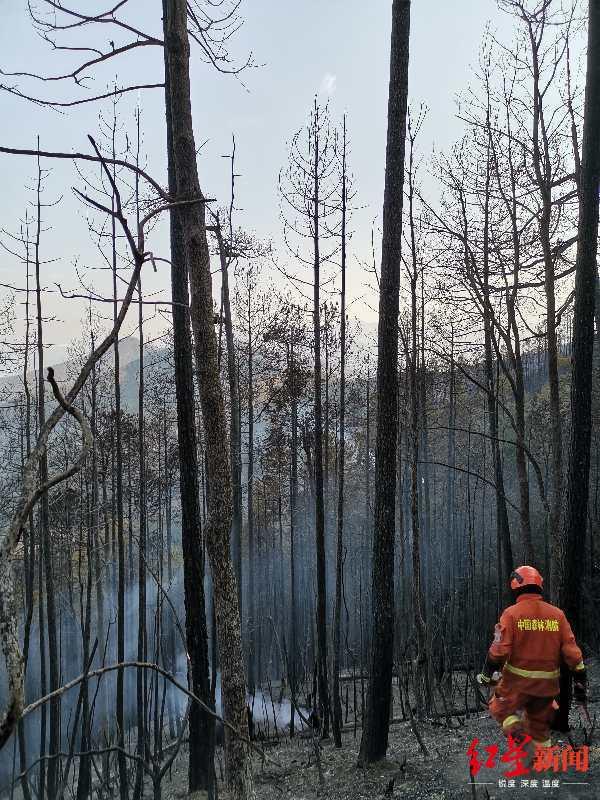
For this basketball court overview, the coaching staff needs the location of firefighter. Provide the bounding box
[477,565,587,749]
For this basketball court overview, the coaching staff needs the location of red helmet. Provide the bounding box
[510,565,543,591]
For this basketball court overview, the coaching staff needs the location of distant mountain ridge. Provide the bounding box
[0,336,141,404]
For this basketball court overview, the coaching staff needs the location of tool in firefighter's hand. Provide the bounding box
[477,670,501,688]
[478,653,503,689]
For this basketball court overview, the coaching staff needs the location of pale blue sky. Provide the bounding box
[0,0,511,359]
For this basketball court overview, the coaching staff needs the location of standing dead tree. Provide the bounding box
[359,0,411,765]
[210,201,243,628]
[403,109,430,714]
[163,1,255,797]
[332,114,350,749]
[279,99,341,740]
[561,0,600,637]
[162,12,215,798]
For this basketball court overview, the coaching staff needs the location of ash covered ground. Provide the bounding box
[160,663,600,800]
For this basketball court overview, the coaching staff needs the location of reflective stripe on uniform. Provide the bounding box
[574,661,585,671]
[502,714,521,730]
[505,663,560,680]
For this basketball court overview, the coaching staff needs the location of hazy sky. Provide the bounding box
[0,0,513,361]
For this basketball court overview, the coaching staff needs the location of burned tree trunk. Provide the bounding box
[33,152,61,800]
[110,141,129,800]
[246,274,256,695]
[359,0,411,766]
[289,340,299,739]
[215,221,243,622]
[162,5,214,794]
[406,124,428,710]
[311,101,331,740]
[561,0,600,635]
[332,115,348,749]
[163,2,254,797]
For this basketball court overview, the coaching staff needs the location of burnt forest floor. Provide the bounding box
[10,665,594,799]
[164,660,600,800]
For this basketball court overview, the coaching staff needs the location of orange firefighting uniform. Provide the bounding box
[486,593,584,746]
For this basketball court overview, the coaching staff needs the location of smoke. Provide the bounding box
[0,565,194,795]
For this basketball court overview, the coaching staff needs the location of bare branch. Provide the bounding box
[0,81,164,109]
[0,40,162,84]
[0,144,169,199]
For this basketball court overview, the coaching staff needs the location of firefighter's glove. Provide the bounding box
[573,670,587,705]
[477,656,501,687]
[477,671,500,687]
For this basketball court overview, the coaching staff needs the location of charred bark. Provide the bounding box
[358,0,411,766]
[163,2,254,796]
[162,6,214,794]
[561,0,600,636]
